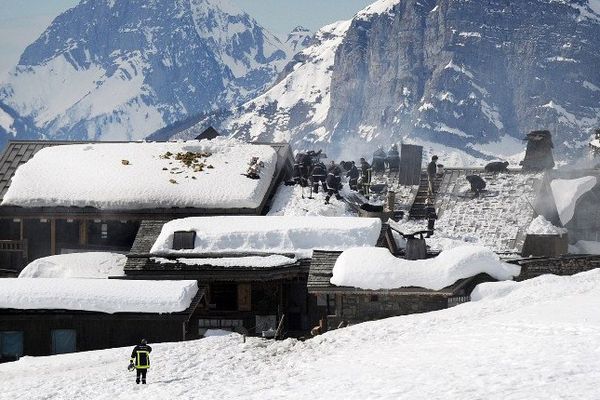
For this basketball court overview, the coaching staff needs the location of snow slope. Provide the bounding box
[176,19,352,146]
[3,270,600,399]
[18,252,126,279]
[2,138,277,210]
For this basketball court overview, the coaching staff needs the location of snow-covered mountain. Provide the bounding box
[0,0,296,142]
[177,0,600,162]
[285,26,313,54]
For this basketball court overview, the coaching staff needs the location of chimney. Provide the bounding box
[521,130,555,172]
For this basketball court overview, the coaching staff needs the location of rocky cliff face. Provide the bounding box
[180,0,600,163]
[0,0,292,142]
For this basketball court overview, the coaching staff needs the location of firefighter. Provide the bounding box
[129,338,152,384]
[311,161,327,194]
[346,161,360,191]
[466,175,486,197]
[425,199,437,238]
[427,155,438,197]
[292,152,312,187]
[359,157,372,196]
[325,161,342,204]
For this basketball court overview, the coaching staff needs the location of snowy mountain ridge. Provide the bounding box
[0,0,298,145]
[177,0,600,163]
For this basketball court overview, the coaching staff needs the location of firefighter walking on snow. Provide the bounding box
[129,339,152,384]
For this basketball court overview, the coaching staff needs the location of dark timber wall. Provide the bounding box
[0,313,186,357]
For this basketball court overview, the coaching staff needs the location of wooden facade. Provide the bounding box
[0,289,205,361]
[0,140,294,271]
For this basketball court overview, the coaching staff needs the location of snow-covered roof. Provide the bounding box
[18,252,126,279]
[0,278,199,314]
[1,138,277,210]
[150,216,383,258]
[550,176,597,225]
[430,169,542,253]
[151,255,297,268]
[330,246,520,291]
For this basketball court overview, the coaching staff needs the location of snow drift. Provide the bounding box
[18,252,126,279]
[331,245,520,290]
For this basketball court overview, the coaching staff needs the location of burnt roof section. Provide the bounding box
[308,250,492,295]
[0,140,293,217]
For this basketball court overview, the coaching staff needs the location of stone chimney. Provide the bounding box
[521,130,555,172]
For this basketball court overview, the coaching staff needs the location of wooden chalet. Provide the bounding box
[0,286,205,361]
[307,250,495,328]
[0,140,293,272]
[123,220,397,337]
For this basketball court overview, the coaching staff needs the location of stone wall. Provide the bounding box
[512,255,600,281]
[329,293,448,325]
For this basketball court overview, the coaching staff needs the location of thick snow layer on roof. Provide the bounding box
[1,138,277,210]
[0,278,198,314]
[150,216,382,258]
[151,255,297,268]
[526,216,568,235]
[18,253,126,279]
[569,240,600,255]
[330,246,520,290]
[551,176,597,225]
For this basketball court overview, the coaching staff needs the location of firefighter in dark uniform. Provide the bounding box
[359,157,372,196]
[346,161,360,191]
[425,199,437,238]
[427,155,438,197]
[325,162,342,204]
[129,339,152,384]
[311,162,327,194]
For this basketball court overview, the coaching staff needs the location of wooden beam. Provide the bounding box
[79,220,88,246]
[19,219,23,240]
[50,219,56,255]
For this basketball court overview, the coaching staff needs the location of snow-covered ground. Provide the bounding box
[18,252,126,279]
[3,270,600,399]
[2,138,277,210]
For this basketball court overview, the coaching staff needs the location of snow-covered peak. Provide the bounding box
[285,26,313,53]
[0,0,292,142]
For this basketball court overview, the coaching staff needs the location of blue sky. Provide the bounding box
[0,0,372,77]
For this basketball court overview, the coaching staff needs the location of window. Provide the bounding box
[51,329,77,354]
[172,231,196,250]
[0,331,24,359]
[101,223,108,240]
